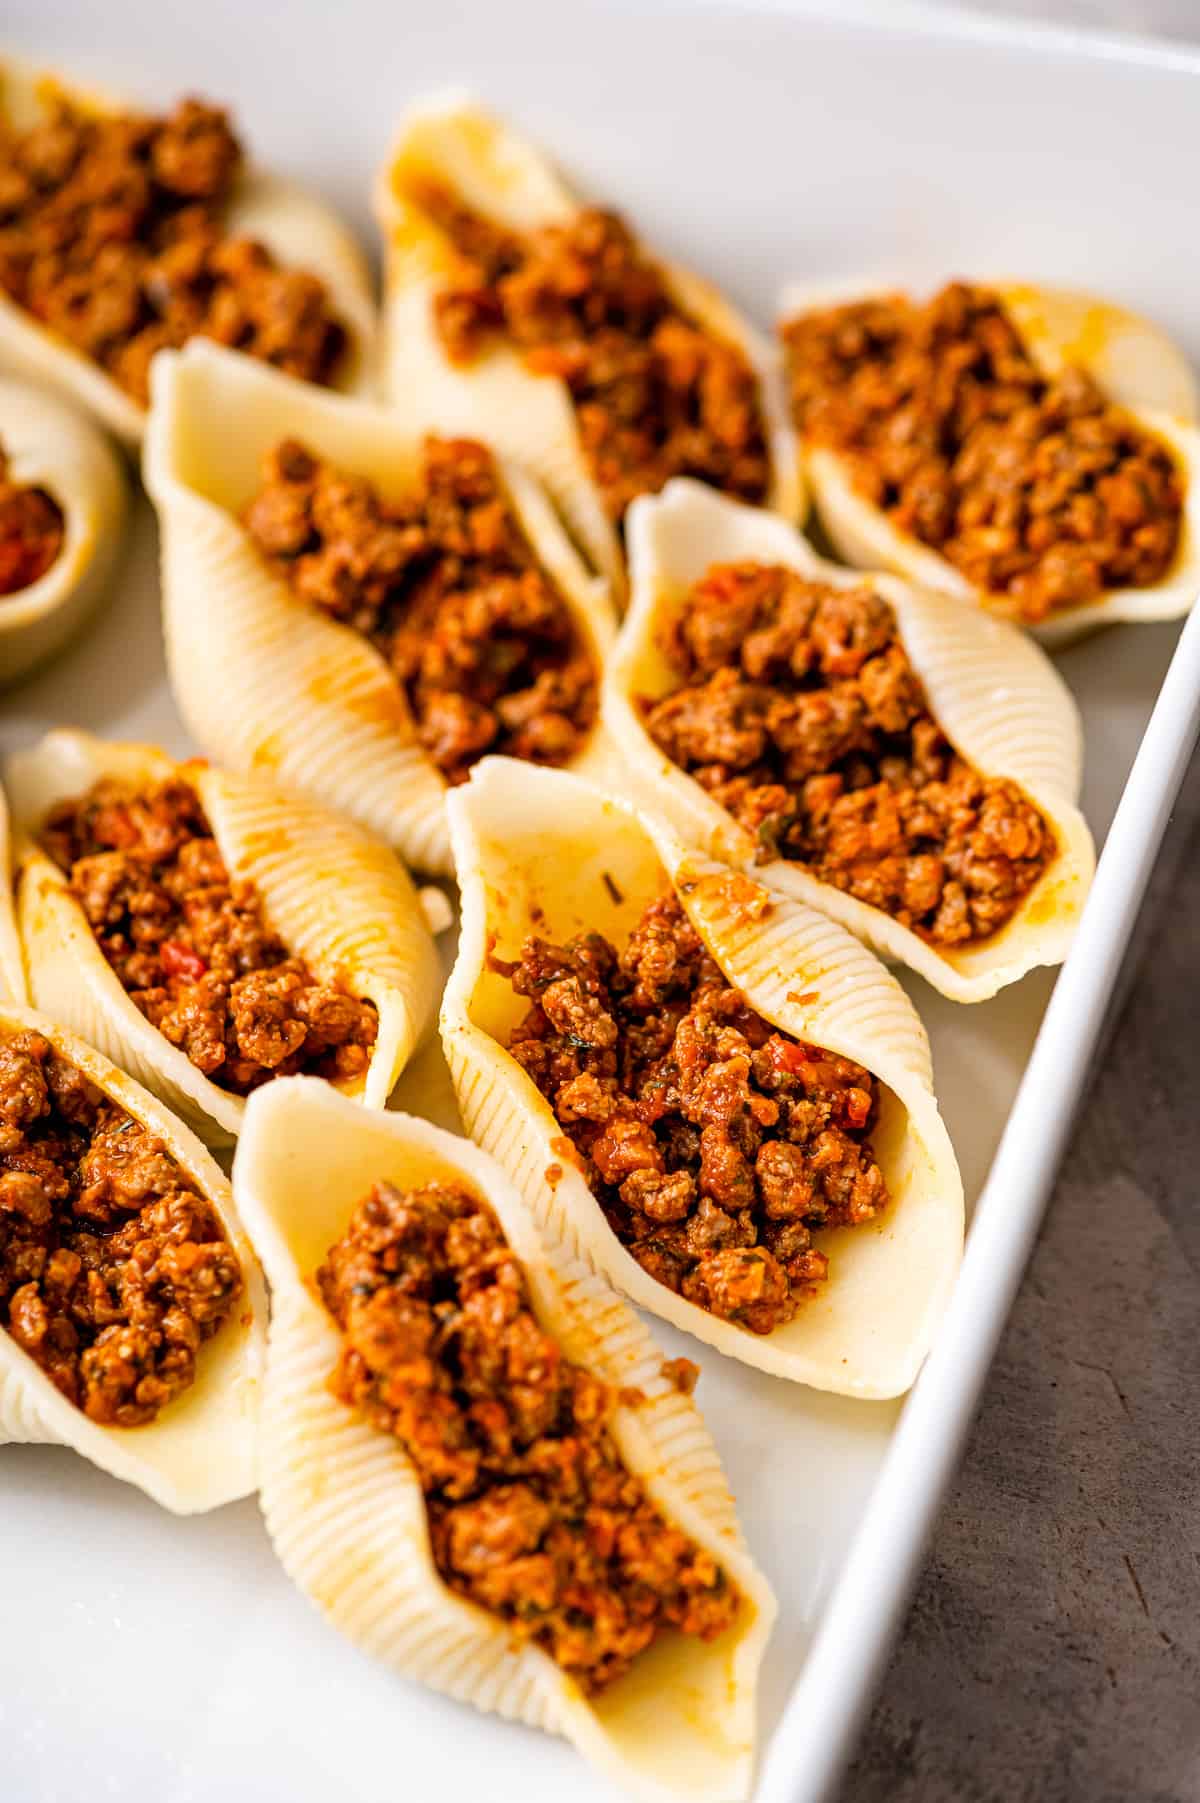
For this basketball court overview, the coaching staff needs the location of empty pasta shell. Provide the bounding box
[143,339,618,877]
[441,757,963,1396]
[777,276,1200,645]
[605,479,1095,1002]
[6,728,440,1144]
[375,92,801,600]
[0,58,377,442]
[0,781,24,1001]
[0,1002,266,1512]
[0,376,127,688]
[235,1075,775,1803]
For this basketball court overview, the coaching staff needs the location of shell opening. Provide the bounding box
[777,277,1200,638]
[236,1078,774,1801]
[606,480,1095,1002]
[443,760,964,1396]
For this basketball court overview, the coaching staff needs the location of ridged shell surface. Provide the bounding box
[606,479,1095,1002]
[777,275,1200,645]
[0,377,127,687]
[235,1076,775,1803]
[143,340,618,876]
[0,1003,266,1512]
[441,757,964,1395]
[375,93,802,600]
[6,728,440,1143]
[0,58,378,441]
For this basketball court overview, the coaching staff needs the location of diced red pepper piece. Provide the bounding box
[160,940,207,983]
[766,1036,811,1077]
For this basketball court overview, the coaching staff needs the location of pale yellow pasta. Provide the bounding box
[0,377,126,688]
[6,729,440,1144]
[143,341,619,877]
[778,275,1200,645]
[605,479,1095,1002]
[0,1003,266,1513]
[0,57,378,441]
[237,1077,776,1803]
[376,92,802,599]
[441,758,964,1396]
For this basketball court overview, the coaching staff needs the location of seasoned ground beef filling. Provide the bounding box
[0,1029,241,1425]
[643,563,1054,945]
[0,95,345,403]
[318,1178,738,1692]
[503,894,888,1334]
[41,777,378,1095]
[0,443,63,594]
[781,282,1183,622]
[244,435,597,784]
[417,181,770,526]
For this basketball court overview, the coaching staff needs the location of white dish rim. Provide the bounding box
[758,596,1200,1802]
[732,8,1200,1794]
[678,0,1200,83]
[4,6,1199,1801]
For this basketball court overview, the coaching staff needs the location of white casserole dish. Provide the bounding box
[1,4,1197,1801]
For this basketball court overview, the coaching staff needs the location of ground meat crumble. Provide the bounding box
[415,180,770,527]
[40,775,378,1095]
[501,893,889,1335]
[243,435,598,784]
[318,1177,738,1692]
[642,563,1055,945]
[0,442,64,595]
[781,281,1183,622]
[0,95,346,403]
[0,1028,242,1425]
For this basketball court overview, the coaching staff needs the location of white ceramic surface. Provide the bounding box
[1,5,1198,1803]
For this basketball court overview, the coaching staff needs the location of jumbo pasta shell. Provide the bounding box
[0,377,127,687]
[441,758,963,1396]
[0,58,377,442]
[6,728,440,1145]
[143,339,618,877]
[0,781,24,1001]
[777,276,1200,645]
[605,479,1095,1003]
[236,1076,775,1803]
[0,1002,266,1512]
[375,92,801,600]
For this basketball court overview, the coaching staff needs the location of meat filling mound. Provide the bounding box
[781,281,1183,622]
[41,776,378,1095]
[417,180,770,525]
[0,1028,242,1425]
[642,563,1054,946]
[502,893,888,1335]
[244,435,597,784]
[318,1177,738,1692]
[0,442,64,595]
[0,95,346,403]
